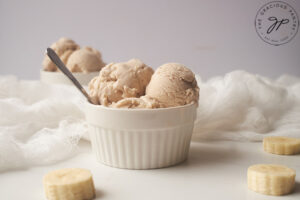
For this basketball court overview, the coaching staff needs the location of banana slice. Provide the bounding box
[263,136,300,155]
[247,164,296,196]
[43,168,95,200]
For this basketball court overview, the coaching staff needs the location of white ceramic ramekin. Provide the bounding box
[85,103,197,169]
[40,70,99,85]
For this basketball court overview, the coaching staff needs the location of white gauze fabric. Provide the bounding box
[0,76,87,172]
[193,71,300,141]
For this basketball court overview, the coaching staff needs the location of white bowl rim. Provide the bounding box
[86,101,197,112]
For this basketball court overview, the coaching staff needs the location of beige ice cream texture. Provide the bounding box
[146,63,199,108]
[89,59,154,106]
[89,59,199,108]
[67,47,106,73]
[43,37,105,73]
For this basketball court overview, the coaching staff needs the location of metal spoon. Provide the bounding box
[46,48,93,104]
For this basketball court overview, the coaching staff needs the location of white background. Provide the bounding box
[0,0,299,80]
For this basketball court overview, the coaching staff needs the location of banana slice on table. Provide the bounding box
[263,136,300,155]
[247,164,296,196]
[43,168,95,200]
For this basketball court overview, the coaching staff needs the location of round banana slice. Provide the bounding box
[263,136,300,155]
[247,164,296,196]
[43,168,95,200]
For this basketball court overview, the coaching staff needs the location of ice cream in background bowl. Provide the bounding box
[85,59,199,169]
[42,37,79,72]
[40,37,106,85]
[67,47,106,73]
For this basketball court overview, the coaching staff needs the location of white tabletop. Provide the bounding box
[0,140,299,200]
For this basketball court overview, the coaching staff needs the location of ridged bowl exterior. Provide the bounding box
[85,103,197,169]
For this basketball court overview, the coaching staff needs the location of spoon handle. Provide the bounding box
[46,48,92,103]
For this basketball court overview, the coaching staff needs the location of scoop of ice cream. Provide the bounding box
[111,96,161,109]
[66,47,106,73]
[146,63,199,107]
[42,37,79,72]
[88,59,154,106]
